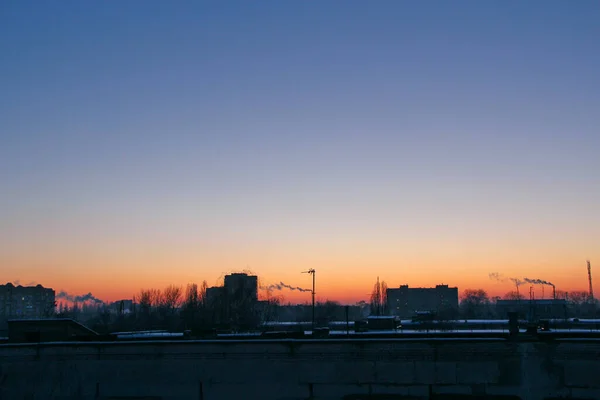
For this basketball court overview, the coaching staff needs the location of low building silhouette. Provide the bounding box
[386,284,459,318]
[7,318,98,343]
[206,286,225,305]
[496,299,568,320]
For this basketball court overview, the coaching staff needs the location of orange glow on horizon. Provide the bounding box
[17,266,597,306]
[4,247,597,306]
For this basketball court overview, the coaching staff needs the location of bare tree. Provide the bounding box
[184,283,199,308]
[568,291,591,306]
[136,289,153,316]
[460,289,491,319]
[182,283,200,330]
[565,290,596,317]
[199,280,208,308]
[162,285,183,314]
[259,288,283,327]
[135,288,162,329]
[151,288,162,308]
[370,277,387,316]
[381,280,388,314]
[160,285,181,330]
[503,291,525,300]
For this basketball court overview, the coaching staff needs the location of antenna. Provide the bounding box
[588,260,594,301]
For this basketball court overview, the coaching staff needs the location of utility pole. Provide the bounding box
[302,269,316,331]
[587,260,594,302]
[529,286,534,322]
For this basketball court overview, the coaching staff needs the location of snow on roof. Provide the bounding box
[116,332,184,339]
[217,332,262,337]
[112,330,168,335]
[455,319,510,324]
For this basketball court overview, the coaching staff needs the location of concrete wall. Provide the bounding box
[1,338,599,400]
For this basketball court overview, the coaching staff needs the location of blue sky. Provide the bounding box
[1,1,599,298]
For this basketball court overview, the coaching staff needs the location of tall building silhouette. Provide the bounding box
[0,283,55,319]
[205,273,259,329]
[224,273,258,303]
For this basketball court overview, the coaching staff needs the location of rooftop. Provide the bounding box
[497,299,567,305]
[1,283,51,290]
[391,285,458,290]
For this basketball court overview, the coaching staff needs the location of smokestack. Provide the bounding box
[553,285,556,300]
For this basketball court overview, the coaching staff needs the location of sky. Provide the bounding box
[1,1,599,304]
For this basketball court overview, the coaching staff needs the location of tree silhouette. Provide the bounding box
[370,277,387,316]
[568,291,591,306]
[160,285,182,330]
[503,291,525,300]
[135,288,161,329]
[181,283,199,331]
[162,285,182,313]
[259,289,283,327]
[381,280,388,314]
[460,289,491,319]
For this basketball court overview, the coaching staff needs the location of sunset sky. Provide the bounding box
[1,1,599,304]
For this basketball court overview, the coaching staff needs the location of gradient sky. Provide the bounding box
[1,1,599,304]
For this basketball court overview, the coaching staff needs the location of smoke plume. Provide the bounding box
[10,280,38,286]
[490,271,554,288]
[523,278,554,287]
[489,272,507,282]
[489,272,525,287]
[510,278,524,287]
[57,291,104,304]
[261,282,311,293]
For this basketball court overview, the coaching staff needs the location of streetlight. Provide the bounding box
[302,269,316,331]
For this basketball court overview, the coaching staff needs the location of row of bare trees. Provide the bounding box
[58,280,364,334]
[132,282,225,332]
[57,280,598,334]
[56,282,214,334]
[501,289,594,304]
[460,288,598,319]
[130,280,286,333]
